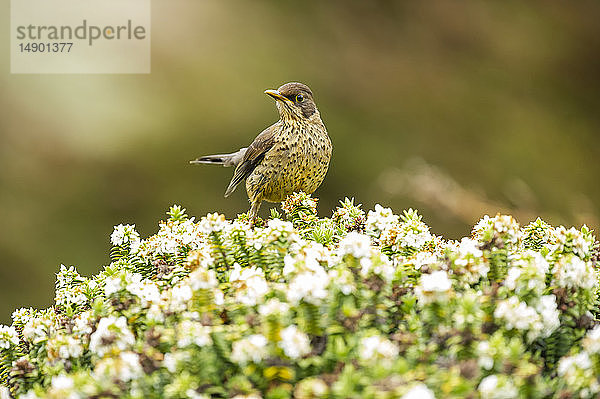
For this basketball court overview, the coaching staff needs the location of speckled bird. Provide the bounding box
[190,82,332,224]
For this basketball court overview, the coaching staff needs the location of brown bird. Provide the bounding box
[190,82,332,224]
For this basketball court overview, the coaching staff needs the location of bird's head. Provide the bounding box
[264,82,318,121]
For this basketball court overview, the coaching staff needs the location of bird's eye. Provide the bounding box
[295,93,304,103]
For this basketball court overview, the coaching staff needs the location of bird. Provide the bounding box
[190,82,332,225]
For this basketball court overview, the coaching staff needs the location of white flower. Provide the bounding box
[558,352,592,376]
[171,284,193,310]
[48,374,80,399]
[188,267,219,291]
[451,238,489,282]
[338,232,373,259]
[327,267,356,295]
[477,341,494,370]
[550,226,593,259]
[283,255,297,276]
[478,375,518,399]
[503,268,522,291]
[401,383,435,399]
[110,224,140,246]
[421,271,452,292]
[47,334,84,361]
[294,378,329,398]
[177,219,201,245]
[198,213,228,234]
[89,316,135,356]
[279,325,311,359]
[359,254,395,282]
[366,204,399,237]
[11,308,34,326]
[400,230,432,248]
[104,275,123,296]
[267,218,294,231]
[0,325,19,349]
[504,251,549,295]
[55,265,81,288]
[125,274,160,305]
[176,320,212,348]
[59,336,83,359]
[186,390,211,399]
[163,352,178,373]
[229,263,252,282]
[494,297,537,331]
[231,334,269,364]
[258,298,290,316]
[155,234,179,255]
[455,238,483,264]
[51,374,74,390]
[55,288,88,308]
[494,294,559,341]
[147,303,166,323]
[22,316,51,344]
[283,242,331,276]
[229,264,269,306]
[186,245,214,270]
[410,251,438,271]
[136,282,161,305]
[494,297,546,341]
[583,325,600,354]
[358,335,399,362]
[162,351,194,373]
[535,295,560,337]
[19,391,41,399]
[380,211,433,252]
[415,271,453,304]
[94,351,143,382]
[287,269,330,305]
[473,215,521,250]
[0,386,13,399]
[517,250,549,275]
[130,239,141,253]
[72,311,93,336]
[214,289,224,306]
[260,219,297,246]
[132,215,206,258]
[553,254,596,290]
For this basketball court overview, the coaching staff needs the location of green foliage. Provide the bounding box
[1,194,599,398]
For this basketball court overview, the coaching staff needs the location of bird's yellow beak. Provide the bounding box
[265,89,293,104]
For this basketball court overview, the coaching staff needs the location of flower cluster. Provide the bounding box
[366,204,399,238]
[0,199,599,399]
[493,295,559,342]
[331,198,366,233]
[110,224,140,247]
[379,208,434,256]
[473,214,521,251]
[0,326,18,350]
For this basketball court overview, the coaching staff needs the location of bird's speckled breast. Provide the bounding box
[246,119,332,203]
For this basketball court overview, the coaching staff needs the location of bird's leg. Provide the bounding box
[248,200,262,227]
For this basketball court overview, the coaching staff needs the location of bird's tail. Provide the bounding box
[189,148,247,168]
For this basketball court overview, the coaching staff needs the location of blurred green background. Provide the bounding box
[1,0,599,323]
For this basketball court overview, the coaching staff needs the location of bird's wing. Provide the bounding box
[224,123,279,197]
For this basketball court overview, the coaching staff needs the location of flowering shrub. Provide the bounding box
[1,194,599,398]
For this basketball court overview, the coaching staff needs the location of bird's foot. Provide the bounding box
[247,201,262,228]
